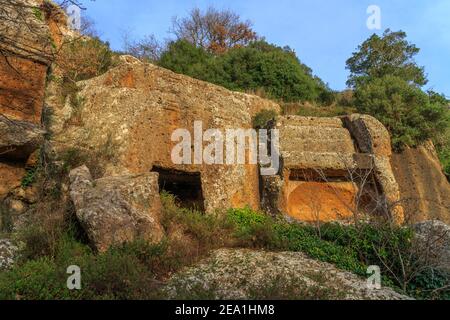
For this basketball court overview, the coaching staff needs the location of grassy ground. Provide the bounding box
[0,193,448,300]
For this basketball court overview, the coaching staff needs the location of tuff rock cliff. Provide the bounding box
[0,0,449,252]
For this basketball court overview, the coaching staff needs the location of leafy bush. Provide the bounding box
[160,192,234,246]
[0,237,163,300]
[438,145,450,179]
[159,40,331,103]
[21,166,38,188]
[409,268,450,300]
[227,208,365,273]
[354,75,449,150]
[57,37,115,83]
[252,109,278,129]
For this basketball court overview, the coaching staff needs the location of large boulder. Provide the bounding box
[164,248,411,300]
[69,165,164,252]
[413,220,450,272]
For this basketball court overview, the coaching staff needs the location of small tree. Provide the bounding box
[56,37,113,83]
[122,33,162,62]
[171,7,257,54]
[346,29,427,88]
[347,30,449,151]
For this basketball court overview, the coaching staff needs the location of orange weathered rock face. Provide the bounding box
[0,162,25,200]
[392,141,450,224]
[0,0,67,203]
[286,181,357,222]
[0,0,70,123]
[47,56,280,213]
[0,57,48,123]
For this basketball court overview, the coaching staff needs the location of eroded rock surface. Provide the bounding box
[392,141,450,224]
[0,0,67,209]
[165,248,411,300]
[49,57,280,213]
[414,220,450,271]
[69,165,164,252]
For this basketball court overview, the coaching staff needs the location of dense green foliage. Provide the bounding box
[347,30,449,152]
[354,75,449,149]
[159,40,332,103]
[346,29,427,88]
[438,144,450,179]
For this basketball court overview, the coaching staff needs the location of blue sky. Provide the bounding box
[82,0,450,96]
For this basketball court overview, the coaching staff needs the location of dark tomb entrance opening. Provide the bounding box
[152,166,205,211]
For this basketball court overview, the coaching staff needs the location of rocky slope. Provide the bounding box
[164,248,411,300]
[392,141,450,224]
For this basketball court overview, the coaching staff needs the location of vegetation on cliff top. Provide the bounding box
[123,8,449,175]
[346,29,450,154]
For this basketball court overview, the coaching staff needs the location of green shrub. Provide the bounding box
[160,192,233,246]
[226,208,449,298]
[354,75,449,150]
[0,258,68,300]
[57,37,114,83]
[0,237,164,300]
[159,40,331,103]
[438,146,450,179]
[408,268,450,300]
[21,167,37,188]
[227,208,365,273]
[252,109,278,129]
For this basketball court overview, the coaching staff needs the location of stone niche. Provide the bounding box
[285,170,359,222]
[262,115,403,223]
[152,166,205,211]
